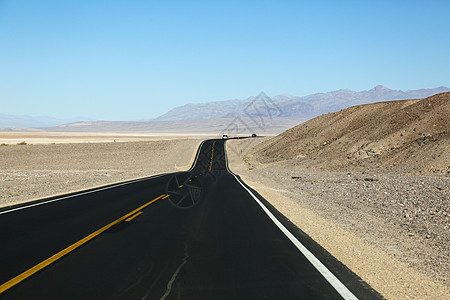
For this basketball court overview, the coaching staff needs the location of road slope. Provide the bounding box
[0,139,382,299]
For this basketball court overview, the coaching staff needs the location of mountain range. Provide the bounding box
[0,86,448,129]
[153,85,449,121]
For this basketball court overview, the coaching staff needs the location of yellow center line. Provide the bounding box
[125,211,143,222]
[209,140,217,171]
[0,194,166,295]
[162,195,169,199]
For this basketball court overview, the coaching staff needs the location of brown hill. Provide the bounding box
[252,92,450,174]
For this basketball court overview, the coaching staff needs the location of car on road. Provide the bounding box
[222,134,228,139]
[251,133,257,137]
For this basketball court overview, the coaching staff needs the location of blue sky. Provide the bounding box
[1,0,449,120]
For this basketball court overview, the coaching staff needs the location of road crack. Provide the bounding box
[158,244,189,300]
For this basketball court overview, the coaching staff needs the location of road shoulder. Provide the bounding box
[226,138,450,300]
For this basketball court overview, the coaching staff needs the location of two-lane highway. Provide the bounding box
[0,139,382,299]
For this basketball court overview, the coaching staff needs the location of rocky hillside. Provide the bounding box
[252,92,450,174]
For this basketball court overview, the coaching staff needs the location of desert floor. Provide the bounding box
[1,136,448,299]
[0,137,202,207]
[227,138,449,300]
[0,131,215,145]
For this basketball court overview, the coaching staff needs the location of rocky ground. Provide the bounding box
[0,139,202,207]
[253,92,450,175]
[227,137,449,300]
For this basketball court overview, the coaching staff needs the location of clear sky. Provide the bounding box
[1,0,449,120]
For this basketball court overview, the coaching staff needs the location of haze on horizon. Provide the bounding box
[0,0,449,121]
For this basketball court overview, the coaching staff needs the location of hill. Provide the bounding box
[252,92,450,174]
[154,86,449,121]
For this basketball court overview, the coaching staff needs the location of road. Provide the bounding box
[0,139,382,299]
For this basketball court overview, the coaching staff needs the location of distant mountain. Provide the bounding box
[153,99,248,121]
[2,86,448,131]
[154,86,450,121]
[0,114,91,128]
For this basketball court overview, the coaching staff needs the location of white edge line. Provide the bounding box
[0,174,166,215]
[224,140,358,300]
[1,139,209,216]
[187,140,207,172]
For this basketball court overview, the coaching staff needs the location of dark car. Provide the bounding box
[251,133,257,137]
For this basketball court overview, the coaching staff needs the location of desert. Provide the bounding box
[227,139,449,300]
[1,93,448,299]
[2,2,449,298]
[0,137,202,208]
[226,92,449,299]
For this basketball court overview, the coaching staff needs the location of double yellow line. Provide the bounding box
[209,140,217,171]
[0,194,167,294]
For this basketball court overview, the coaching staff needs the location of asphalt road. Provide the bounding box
[0,139,382,299]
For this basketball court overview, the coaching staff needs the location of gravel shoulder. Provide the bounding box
[227,138,449,300]
[0,139,202,208]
